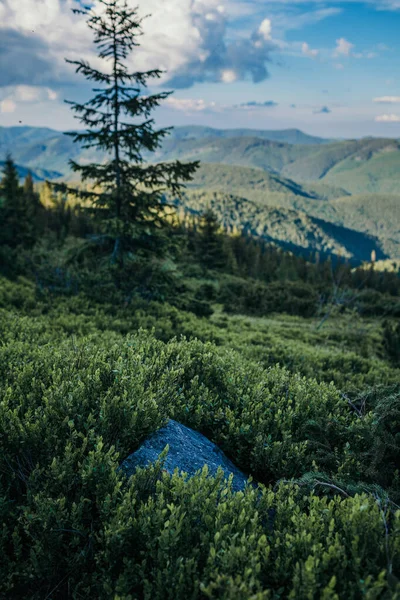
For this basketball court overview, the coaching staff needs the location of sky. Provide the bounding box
[1,0,400,138]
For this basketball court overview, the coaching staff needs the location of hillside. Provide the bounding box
[2,125,400,196]
[0,160,62,182]
[0,125,329,180]
[0,125,60,147]
[184,163,399,259]
[153,135,310,173]
[155,135,400,191]
[167,125,332,145]
[171,190,386,262]
[188,162,349,204]
[323,145,400,194]
[0,126,105,180]
[331,194,400,258]
[2,124,400,259]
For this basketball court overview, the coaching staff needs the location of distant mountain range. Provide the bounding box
[154,134,400,195]
[0,160,62,183]
[1,124,399,261]
[164,125,333,146]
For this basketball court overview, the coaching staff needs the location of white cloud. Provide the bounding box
[301,42,319,58]
[13,85,43,102]
[0,84,58,119]
[375,114,400,122]
[373,96,400,104]
[0,0,276,90]
[0,84,58,104]
[221,69,237,83]
[164,97,215,112]
[353,51,377,59]
[0,99,16,113]
[333,63,345,70]
[47,88,58,101]
[333,38,354,57]
[258,18,272,40]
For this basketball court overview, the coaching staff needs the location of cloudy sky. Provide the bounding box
[1,0,400,138]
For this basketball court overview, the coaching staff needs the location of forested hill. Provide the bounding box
[1,124,399,260]
[153,134,400,193]
[162,125,332,145]
[169,190,386,263]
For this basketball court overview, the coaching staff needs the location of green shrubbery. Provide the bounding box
[1,305,400,597]
[1,275,398,393]
[220,278,319,318]
[383,320,400,366]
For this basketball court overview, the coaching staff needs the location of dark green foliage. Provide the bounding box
[345,383,400,497]
[0,155,39,249]
[221,278,318,318]
[1,305,400,598]
[47,0,198,266]
[383,321,400,366]
[196,209,227,271]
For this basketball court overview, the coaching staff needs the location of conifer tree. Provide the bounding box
[197,209,226,270]
[0,154,34,247]
[23,171,34,198]
[47,0,199,265]
[23,171,43,222]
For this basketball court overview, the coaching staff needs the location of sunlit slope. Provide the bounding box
[322,145,400,194]
[330,194,400,258]
[184,164,400,259]
[188,163,349,205]
[281,138,398,182]
[154,136,311,173]
[171,190,385,262]
[156,135,400,194]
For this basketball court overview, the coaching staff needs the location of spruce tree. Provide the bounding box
[0,154,34,248]
[47,0,199,265]
[23,171,34,198]
[0,154,20,205]
[23,171,43,225]
[197,209,226,270]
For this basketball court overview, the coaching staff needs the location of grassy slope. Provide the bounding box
[188,162,349,205]
[2,125,400,197]
[323,146,400,194]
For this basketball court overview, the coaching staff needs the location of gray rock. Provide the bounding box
[120,419,254,493]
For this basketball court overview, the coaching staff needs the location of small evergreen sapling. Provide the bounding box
[46,0,199,265]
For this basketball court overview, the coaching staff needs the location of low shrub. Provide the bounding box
[1,294,400,597]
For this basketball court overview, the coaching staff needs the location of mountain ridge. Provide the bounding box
[1,124,399,259]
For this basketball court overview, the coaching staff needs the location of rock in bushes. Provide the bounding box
[120,419,254,493]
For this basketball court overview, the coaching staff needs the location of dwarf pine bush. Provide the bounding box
[1,303,400,598]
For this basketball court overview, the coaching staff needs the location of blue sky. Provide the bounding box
[1,0,400,138]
